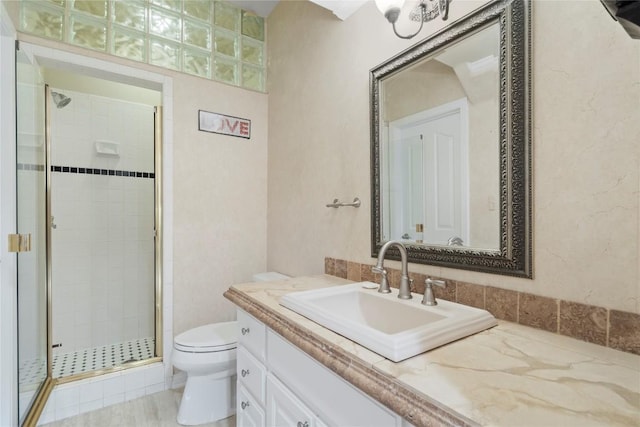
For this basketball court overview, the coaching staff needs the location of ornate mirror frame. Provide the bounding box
[370,0,532,278]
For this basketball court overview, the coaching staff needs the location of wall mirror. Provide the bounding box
[370,0,532,277]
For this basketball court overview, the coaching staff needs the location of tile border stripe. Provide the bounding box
[17,163,45,171]
[51,165,155,179]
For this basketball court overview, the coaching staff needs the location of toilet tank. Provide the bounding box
[252,272,290,282]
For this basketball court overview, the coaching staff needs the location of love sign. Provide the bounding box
[198,110,251,139]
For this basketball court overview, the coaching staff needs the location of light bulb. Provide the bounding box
[374,0,405,15]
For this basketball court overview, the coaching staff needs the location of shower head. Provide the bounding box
[51,91,71,109]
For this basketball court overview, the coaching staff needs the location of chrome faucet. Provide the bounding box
[372,240,412,299]
[422,277,446,306]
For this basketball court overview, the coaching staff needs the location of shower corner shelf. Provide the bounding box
[95,140,120,157]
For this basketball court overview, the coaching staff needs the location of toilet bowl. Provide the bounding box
[173,321,238,425]
[173,272,289,425]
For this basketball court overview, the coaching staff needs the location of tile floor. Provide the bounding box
[41,389,236,427]
[20,337,156,385]
[52,337,156,378]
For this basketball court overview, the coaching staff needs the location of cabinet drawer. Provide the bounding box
[238,346,266,405]
[266,374,316,427]
[238,309,267,361]
[238,385,265,427]
[267,330,401,427]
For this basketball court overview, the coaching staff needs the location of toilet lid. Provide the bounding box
[174,321,238,353]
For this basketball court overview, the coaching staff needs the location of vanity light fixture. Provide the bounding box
[375,0,450,39]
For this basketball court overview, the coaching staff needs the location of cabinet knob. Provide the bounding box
[241,369,250,377]
[241,401,250,410]
[241,327,250,335]
[296,422,309,427]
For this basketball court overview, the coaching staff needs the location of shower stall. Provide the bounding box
[16,50,163,422]
[48,87,159,379]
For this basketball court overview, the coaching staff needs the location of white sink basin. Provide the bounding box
[279,282,497,362]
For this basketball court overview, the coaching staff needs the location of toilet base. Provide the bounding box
[177,373,236,425]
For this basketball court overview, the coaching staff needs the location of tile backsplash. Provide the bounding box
[325,257,640,356]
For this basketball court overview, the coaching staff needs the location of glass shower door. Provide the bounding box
[16,48,50,423]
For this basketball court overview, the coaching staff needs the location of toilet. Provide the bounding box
[173,272,289,425]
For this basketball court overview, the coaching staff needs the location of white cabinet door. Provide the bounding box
[267,330,401,427]
[266,374,315,427]
[238,385,265,427]
[238,310,267,361]
[238,346,267,405]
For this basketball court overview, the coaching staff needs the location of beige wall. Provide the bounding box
[384,61,465,122]
[267,0,640,313]
[172,76,268,334]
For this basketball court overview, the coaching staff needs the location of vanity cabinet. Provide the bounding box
[237,385,265,427]
[266,374,316,427]
[236,309,406,427]
[237,310,267,426]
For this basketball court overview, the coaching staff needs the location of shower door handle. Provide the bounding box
[8,234,31,252]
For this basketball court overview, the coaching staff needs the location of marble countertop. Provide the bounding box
[224,275,640,427]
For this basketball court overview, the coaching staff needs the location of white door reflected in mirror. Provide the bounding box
[384,99,469,247]
[380,22,500,251]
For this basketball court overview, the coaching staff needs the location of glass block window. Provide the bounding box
[73,1,108,18]
[112,1,147,32]
[19,0,267,92]
[111,25,146,62]
[241,10,264,42]
[70,14,107,51]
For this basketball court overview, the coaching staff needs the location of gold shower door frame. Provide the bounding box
[24,91,164,423]
[52,101,164,386]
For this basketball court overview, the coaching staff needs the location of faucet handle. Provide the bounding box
[371,266,386,275]
[371,266,391,294]
[425,278,446,288]
[422,278,446,306]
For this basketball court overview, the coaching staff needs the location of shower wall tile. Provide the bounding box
[50,88,155,354]
[124,368,146,391]
[78,380,104,403]
[55,384,80,410]
[42,364,167,423]
[144,364,165,386]
[102,374,125,396]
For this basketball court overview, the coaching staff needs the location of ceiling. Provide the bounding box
[227,0,369,20]
[227,0,280,17]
